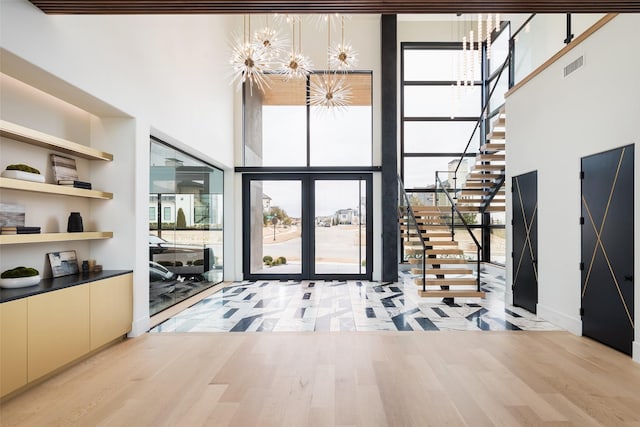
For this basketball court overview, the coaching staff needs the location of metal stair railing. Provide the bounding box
[398,176,427,293]
[435,172,482,292]
[450,51,512,212]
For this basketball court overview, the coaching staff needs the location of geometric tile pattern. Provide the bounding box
[150,270,560,333]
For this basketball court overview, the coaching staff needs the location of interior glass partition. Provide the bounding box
[149,138,224,316]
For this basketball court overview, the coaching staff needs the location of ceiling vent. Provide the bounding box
[563,55,584,78]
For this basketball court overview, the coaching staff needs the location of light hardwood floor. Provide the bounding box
[1,331,639,426]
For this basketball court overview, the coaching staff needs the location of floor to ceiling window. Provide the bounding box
[240,72,375,280]
[149,138,224,315]
[401,42,482,261]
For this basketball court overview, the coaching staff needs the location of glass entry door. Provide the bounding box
[313,179,367,276]
[242,174,372,281]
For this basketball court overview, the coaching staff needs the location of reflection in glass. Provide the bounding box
[314,180,366,274]
[249,180,302,275]
[149,139,224,316]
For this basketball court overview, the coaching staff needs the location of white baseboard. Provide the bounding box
[128,317,150,337]
[537,303,582,335]
[634,341,640,363]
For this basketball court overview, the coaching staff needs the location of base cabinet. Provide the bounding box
[0,299,28,396]
[90,274,133,350]
[28,286,91,382]
[0,273,132,398]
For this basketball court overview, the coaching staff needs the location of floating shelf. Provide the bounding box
[0,232,113,245]
[0,120,113,161]
[0,177,113,200]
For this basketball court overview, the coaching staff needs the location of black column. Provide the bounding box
[381,15,398,282]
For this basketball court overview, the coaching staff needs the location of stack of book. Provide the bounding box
[1,226,41,235]
[58,180,92,190]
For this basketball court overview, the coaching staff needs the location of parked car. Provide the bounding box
[149,261,178,296]
[149,235,215,280]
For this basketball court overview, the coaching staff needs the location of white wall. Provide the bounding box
[0,0,237,335]
[506,14,640,360]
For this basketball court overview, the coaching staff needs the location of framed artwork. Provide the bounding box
[0,203,25,228]
[48,250,79,278]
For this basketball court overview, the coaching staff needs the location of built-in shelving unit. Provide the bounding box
[0,119,113,161]
[0,232,113,245]
[0,119,114,246]
[0,177,113,200]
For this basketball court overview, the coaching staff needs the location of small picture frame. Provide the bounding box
[48,250,79,278]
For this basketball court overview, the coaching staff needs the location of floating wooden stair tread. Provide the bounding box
[480,143,505,152]
[464,182,492,188]
[426,248,463,255]
[423,268,474,275]
[411,258,468,265]
[416,278,478,286]
[487,131,505,139]
[472,164,505,171]
[418,290,486,298]
[467,173,502,180]
[478,154,505,161]
[406,248,464,255]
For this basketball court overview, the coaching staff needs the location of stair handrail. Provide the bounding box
[398,175,427,292]
[435,172,482,292]
[453,50,512,177]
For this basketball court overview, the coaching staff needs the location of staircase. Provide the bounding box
[398,107,507,300]
[398,205,485,299]
[456,107,506,213]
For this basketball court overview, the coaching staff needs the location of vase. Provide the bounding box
[67,212,83,232]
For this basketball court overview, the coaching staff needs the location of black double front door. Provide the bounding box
[242,173,373,281]
[512,171,538,314]
[581,144,634,355]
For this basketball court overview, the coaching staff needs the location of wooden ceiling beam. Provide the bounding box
[28,1,640,14]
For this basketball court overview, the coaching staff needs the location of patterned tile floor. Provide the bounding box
[150,270,561,333]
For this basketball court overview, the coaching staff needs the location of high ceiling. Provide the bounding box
[27,1,640,14]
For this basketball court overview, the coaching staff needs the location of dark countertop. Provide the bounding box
[0,270,133,303]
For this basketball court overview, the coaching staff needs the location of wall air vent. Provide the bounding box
[563,55,584,78]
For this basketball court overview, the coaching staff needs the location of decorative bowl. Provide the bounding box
[1,170,46,183]
[0,275,41,288]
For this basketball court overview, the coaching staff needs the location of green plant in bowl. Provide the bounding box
[6,164,41,175]
[1,266,39,278]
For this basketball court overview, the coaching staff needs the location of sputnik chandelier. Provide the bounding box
[229,13,357,109]
[309,16,352,111]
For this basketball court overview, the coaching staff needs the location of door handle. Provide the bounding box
[624,275,633,282]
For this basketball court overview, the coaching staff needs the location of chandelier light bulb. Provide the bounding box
[229,40,270,94]
[309,73,352,111]
[282,52,313,80]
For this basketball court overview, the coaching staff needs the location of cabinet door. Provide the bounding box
[90,274,133,350]
[1,299,28,397]
[28,285,91,382]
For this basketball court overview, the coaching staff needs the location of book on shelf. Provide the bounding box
[51,154,78,183]
[1,226,41,235]
[57,180,92,190]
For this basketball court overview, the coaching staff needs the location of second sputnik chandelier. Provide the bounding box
[229,14,359,110]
